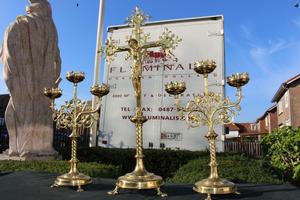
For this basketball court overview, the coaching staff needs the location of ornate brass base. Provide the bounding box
[108,171,167,197]
[193,177,236,200]
[51,172,92,192]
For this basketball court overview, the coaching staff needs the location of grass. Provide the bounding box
[167,154,283,184]
[0,160,120,178]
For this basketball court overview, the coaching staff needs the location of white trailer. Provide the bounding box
[99,15,225,151]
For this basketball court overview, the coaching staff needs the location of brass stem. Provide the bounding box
[69,137,78,174]
[132,58,146,174]
[70,82,78,175]
[50,100,55,112]
[134,122,146,173]
[203,74,209,95]
[207,127,218,179]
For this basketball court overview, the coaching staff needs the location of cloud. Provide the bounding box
[227,23,300,122]
[249,47,268,72]
[249,39,290,73]
[293,16,300,29]
[268,39,290,54]
[240,24,252,40]
[0,80,8,94]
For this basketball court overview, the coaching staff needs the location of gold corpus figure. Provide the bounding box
[104,7,181,197]
[165,60,249,200]
[44,72,109,192]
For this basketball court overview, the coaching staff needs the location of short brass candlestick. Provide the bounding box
[104,7,181,197]
[44,71,109,192]
[165,60,249,200]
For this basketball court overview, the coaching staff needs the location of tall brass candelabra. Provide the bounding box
[104,7,181,197]
[165,60,249,200]
[44,71,109,192]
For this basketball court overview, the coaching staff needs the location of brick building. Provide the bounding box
[225,122,260,141]
[271,74,300,128]
[256,105,278,134]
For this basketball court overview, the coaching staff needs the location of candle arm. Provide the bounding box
[75,97,102,123]
[142,41,163,49]
[174,95,185,112]
[210,87,243,123]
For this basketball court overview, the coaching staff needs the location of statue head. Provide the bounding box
[26,0,52,17]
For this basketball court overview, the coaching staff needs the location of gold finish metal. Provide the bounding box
[44,71,109,192]
[227,72,249,88]
[194,60,217,75]
[44,88,62,99]
[165,60,249,200]
[90,84,110,98]
[66,71,85,83]
[165,81,186,96]
[104,7,181,197]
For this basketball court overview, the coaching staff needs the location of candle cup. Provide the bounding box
[227,72,249,88]
[66,71,85,83]
[194,60,217,75]
[165,81,186,95]
[91,84,110,98]
[44,87,62,99]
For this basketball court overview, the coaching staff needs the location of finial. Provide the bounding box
[127,7,149,27]
[135,6,140,14]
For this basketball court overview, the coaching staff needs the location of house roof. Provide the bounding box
[225,123,240,131]
[256,104,277,123]
[235,122,261,136]
[226,122,262,137]
[271,74,300,103]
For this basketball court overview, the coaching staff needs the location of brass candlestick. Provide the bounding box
[104,7,181,197]
[44,71,109,192]
[165,60,249,200]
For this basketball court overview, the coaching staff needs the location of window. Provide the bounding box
[250,124,257,131]
[284,92,289,108]
[265,116,269,127]
[278,101,283,114]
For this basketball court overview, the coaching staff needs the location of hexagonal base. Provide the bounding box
[193,177,236,195]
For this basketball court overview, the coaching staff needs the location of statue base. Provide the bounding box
[0,150,60,161]
[51,172,92,192]
[108,170,167,197]
[193,177,237,200]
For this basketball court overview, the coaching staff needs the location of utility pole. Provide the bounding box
[90,0,106,147]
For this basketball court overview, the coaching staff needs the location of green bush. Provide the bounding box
[262,126,300,182]
[168,154,283,184]
[75,147,205,179]
[0,160,120,178]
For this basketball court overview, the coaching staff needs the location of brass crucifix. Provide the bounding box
[104,7,181,197]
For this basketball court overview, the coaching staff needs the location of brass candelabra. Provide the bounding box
[44,71,109,192]
[104,7,181,197]
[165,60,249,200]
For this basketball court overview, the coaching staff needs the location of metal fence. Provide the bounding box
[53,126,90,155]
[0,123,90,155]
[224,141,263,157]
[0,124,8,153]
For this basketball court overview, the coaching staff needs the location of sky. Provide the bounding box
[0,0,299,123]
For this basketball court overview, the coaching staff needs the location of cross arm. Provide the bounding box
[105,38,130,63]
[142,41,164,50]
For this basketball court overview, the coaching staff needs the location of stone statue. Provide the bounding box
[0,0,61,158]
